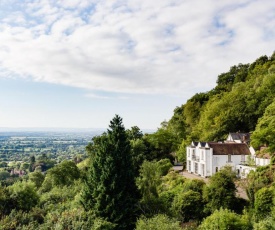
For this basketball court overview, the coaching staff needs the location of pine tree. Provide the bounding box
[81,115,139,229]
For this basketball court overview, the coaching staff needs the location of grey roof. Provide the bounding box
[229,133,250,141]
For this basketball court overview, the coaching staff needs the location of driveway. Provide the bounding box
[172,166,248,200]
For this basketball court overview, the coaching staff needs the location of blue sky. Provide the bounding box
[0,0,275,129]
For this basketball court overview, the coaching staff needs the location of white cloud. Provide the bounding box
[0,0,275,96]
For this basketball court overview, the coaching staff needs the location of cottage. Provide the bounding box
[186,141,250,177]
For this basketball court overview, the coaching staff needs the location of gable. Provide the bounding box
[227,133,250,142]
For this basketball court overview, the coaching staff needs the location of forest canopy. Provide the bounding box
[164,52,275,161]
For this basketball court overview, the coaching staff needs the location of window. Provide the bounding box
[227,154,231,162]
[215,167,219,173]
[195,163,198,174]
[188,149,190,157]
[241,154,245,162]
[201,164,205,176]
[188,161,191,171]
[201,150,204,160]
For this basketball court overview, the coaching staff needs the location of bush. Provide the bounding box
[198,208,251,230]
[136,214,181,230]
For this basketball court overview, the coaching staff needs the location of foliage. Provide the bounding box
[156,159,173,176]
[81,115,139,229]
[136,214,181,230]
[244,166,274,205]
[0,186,16,216]
[0,209,42,230]
[136,160,161,202]
[252,100,275,152]
[182,179,205,194]
[166,53,275,143]
[127,126,143,140]
[129,138,147,176]
[39,184,79,212]
[145,128,178,160]
[41,209,95,230]
[175,140,187,163]
[0,171,10,180]
[8,181,39,212]
[254,187,274,220]
[253,217,275,230]
[46,160,80,187]
[198,208,251,230]
[28,172,45,188]
[203,167,237,213]
[171,190,204,222]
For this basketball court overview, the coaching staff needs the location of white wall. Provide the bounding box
[236,165,256,178]
[255,157,270,166]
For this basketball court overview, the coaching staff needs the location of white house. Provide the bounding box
[186,141,250,177]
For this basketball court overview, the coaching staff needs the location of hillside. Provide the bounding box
[163,52,275,161]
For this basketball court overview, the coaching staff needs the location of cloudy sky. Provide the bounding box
[0,0,274,130]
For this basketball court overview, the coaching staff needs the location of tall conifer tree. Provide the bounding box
[82,115,139,229]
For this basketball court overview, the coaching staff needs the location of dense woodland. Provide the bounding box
[1,53,275,229]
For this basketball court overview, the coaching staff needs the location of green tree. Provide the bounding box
[136,214,181,230]
[129,138,147,176]
[254,217,275,230]
[29,155,36,172]
[28,171,45,188]
[0,171,10,180]
[81,115,139,230]
[198,208,251,230]
[0,187,16,216]
[254,187,274,220]
[171,190,204,222]
[46,160,80,187]
[136,161,161,203]
[20,162,30,171]
[8,181,39,211]
[156,158,172,176]
[203,167,237,213]
[127,126,143,140]
[145,127,178,161]
[252,100,275,152]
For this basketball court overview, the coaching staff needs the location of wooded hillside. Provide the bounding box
[164,52,275,161]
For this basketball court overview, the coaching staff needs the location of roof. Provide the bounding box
[228,133,250,141]
[190,142,208,147]
[208,142,250,155]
